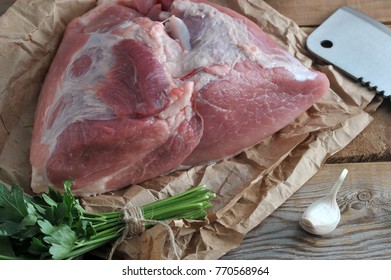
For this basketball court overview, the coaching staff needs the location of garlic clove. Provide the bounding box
[299,168,348,236]
[299,196,341,235]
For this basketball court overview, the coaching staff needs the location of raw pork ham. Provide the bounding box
[30,0,329,196]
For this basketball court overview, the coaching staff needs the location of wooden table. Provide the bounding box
[222,0,391,260]
[1,0,391,260]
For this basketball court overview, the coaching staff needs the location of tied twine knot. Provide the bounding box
[108,202,180,260]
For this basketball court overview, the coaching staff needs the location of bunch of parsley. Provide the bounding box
[0,181,215,260]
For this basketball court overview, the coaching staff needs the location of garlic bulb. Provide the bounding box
[299,168,348,236]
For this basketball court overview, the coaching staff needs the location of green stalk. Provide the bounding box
[92,220,124,232]
[67,233,122,260]
[91,225,124,239]
[0,182,215,260]
[141,186,215,218]
[75,228,123,248]
[0,254,27,260]
[142,192,214,214]
[143,201,212,220]
[141,185,208,211]
[66,186,214,259]
[83,211,122,220]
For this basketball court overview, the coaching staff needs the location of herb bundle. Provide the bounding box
[0,181,215,260]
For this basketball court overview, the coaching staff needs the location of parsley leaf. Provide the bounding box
[0,236,17,259]
[38,220,77,260]
[28,237,50,259]
[0,183,28,222]
[0,221,21,236]
[0,181,215,259]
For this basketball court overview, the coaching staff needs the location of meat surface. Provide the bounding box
[30,0,329,196]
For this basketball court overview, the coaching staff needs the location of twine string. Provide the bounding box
[108,202,180,260]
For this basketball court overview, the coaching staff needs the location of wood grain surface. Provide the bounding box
[329,99,391,163]
[264,0,391,26]
[222,162,391,259]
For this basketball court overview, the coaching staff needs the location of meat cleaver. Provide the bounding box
[306,6,391,97]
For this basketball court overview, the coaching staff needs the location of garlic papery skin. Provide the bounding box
[299,168,348,236]
[299,196,341,235]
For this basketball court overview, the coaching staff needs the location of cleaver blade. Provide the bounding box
[306,6,391,96]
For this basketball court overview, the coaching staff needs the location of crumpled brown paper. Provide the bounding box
[0,0,378,259]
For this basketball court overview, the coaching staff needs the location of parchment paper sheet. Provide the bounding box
[0,0,378,259]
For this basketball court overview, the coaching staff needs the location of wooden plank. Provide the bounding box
[222,162,391,259]
[328,99,391,163]
[264,0,391,26]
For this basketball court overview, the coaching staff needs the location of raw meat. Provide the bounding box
[30,0,329,196]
